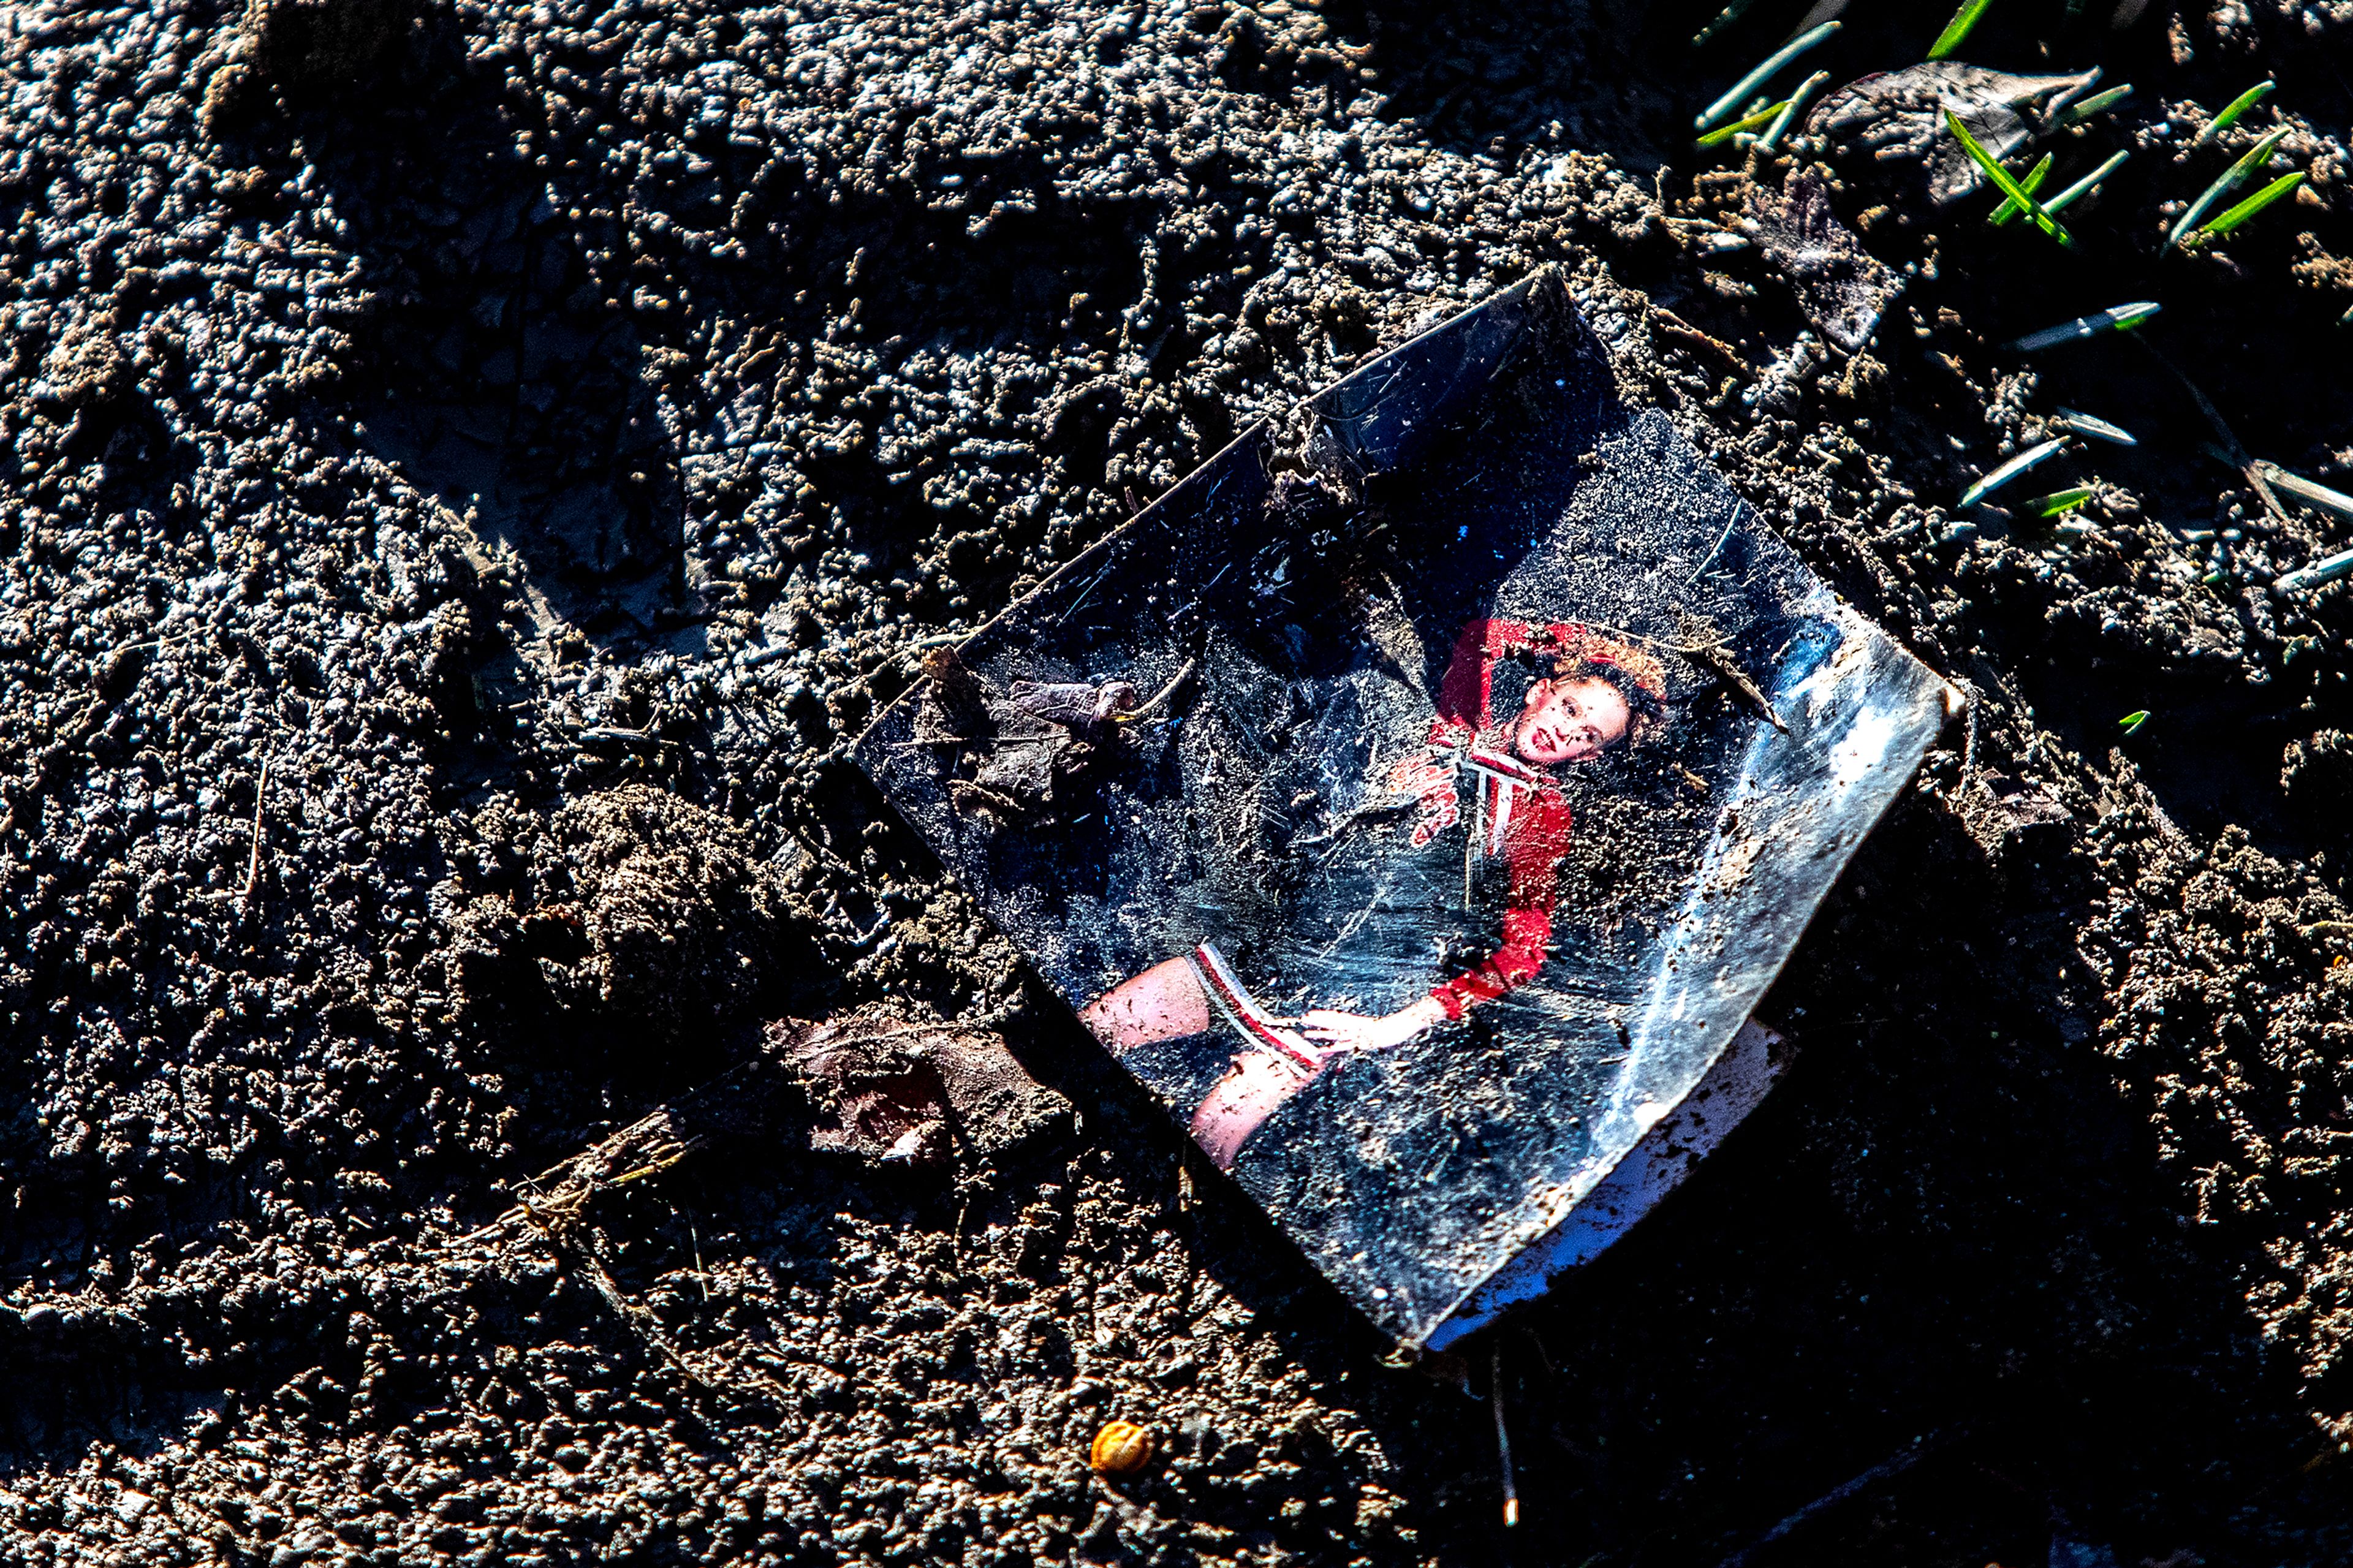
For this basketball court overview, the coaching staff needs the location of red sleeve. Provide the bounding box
[1431,790,1569,1019]
[1429,619,1529,746]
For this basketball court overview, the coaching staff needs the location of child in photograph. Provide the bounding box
[1080,618,1667,1168]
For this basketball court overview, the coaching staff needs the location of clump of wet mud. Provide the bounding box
[202,0,414,134]
[5,0,2353,1564]
[449,782,827,1042]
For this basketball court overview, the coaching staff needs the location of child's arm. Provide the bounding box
[1430,791,1569,1020]
[1428,619,1530,744]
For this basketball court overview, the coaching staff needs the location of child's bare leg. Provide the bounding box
[1079,956,1210,1053]
[1191,1053,1315,1170]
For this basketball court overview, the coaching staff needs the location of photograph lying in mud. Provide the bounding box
[1083,613,1681,1176]
[28,0,2353,1555]
[861,279,1955,1346]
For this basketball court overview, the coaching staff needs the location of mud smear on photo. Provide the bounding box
[2,0,2353,1564]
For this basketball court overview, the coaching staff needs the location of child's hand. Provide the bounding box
[1300,996,1447,1053]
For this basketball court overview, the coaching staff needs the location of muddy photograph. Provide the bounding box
[860,279,1949,1349]
[6,0,2353,1565]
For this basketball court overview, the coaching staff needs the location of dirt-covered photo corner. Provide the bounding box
[4,0,2353,1562]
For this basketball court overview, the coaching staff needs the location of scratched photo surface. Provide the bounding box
[858,279,1949,1344]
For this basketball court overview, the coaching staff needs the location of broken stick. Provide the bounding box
[1679,613,1789,733]
[239,757,271,920]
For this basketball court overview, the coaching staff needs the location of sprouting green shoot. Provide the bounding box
[2059,84,2133,126]
[2006,302,2161,352]
[2119,710,2150,735]
[2195,171,2306,241]
[1692,0,1764,48]
[2055,407,2137,445]
[2275,548,2353,594]
[2031,485,2094,517]
[1960,436,2068,507]
[2042,150,2130,216]
[1945,108,2073,247]
[2167,126,2290,248]
[1928,0,1998,60]
[1757,69,1831,153]
[1696,100,1790,148]
[1990,154,2053,226]
[2196,80,2275,146]
[1694,20,1842,132]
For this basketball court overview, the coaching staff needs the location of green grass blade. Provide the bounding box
[2196,80,2275,146]
[2196,171,2306,240]
[2004,302,2161,352]
[1944,108,2073,247]
[1756,69,1830,153]
[2119,710,2150,734]
[1990,154,2053,225]
[2059,83,2132,124]
[1695,99,1790,148]
[2029,485,2094,517]
[2042,150,2130,216]
[1928,0,1998,60]
[1694,20,1842,132]
[1960,436,2067,507]
[2275,548,2353,594]
[2167,125,2289,248]
[2055,407,2137,445]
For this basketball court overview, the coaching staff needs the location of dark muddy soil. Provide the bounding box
[6,0,2353,1564]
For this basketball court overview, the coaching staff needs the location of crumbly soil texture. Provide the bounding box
[5,1,2353,1564]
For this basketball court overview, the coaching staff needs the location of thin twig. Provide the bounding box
[1048,559,1118,629]
[1686,512,1742,580]
[1491,1343,1520,1528]
[509,1175,795,1408]
[1652,307,1752,376]
[1959,680,1981,797]
[1716,1432,1950,1567]
[571,1221,713,1387]
[1565,613,1790,731]
[459,1020,992,1244]
[2257,463,2353,522]
[1120,657,1198,721]
[1464,812,1476,905]
[1685,637,1789,732]
[238,757,271,920]
[2134,338,2295,529]
[892,733,1057,749]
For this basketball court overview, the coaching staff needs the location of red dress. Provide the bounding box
[1391,619,1582,1021]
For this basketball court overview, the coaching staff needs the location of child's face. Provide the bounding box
[1514,675,1630,764]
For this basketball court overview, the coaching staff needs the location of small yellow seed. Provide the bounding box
[1088,1419,1154,1475]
